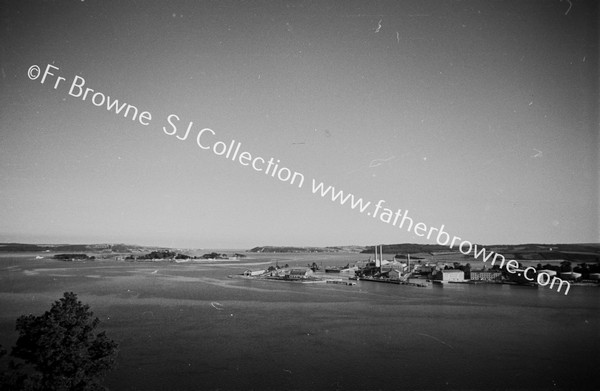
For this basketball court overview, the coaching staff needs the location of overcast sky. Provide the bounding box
[1,0,598,248]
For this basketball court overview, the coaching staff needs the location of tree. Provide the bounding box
[1,292,118,391]
[560,261,572,272]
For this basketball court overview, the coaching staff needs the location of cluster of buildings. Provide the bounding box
[236,249,595,287]
[353,250,503,284]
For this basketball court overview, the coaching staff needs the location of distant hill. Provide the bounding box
[4,241,598,264]
[248,246,367,253]
[0,243,159,253]
[362,243,452,254]
[362,243,600,263]
[479,243,600,263]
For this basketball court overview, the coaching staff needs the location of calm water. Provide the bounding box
[1,254,598,390]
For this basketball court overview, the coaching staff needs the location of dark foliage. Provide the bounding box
[249,246,336,253]
[0,292,118,391]
[53,254,91,260]
[139,250,178,259]
[201,252,228,259]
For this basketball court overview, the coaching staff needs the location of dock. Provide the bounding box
[351,276,429,287]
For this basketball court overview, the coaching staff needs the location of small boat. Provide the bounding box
[326,279,356,286]
[560,272,582,280]
[539,269,557,277]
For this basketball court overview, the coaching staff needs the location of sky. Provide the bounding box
[0,0,598,249]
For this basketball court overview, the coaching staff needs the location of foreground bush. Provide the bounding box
[0,292,118,390]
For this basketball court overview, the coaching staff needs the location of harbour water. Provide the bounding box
[0,253,598,390]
